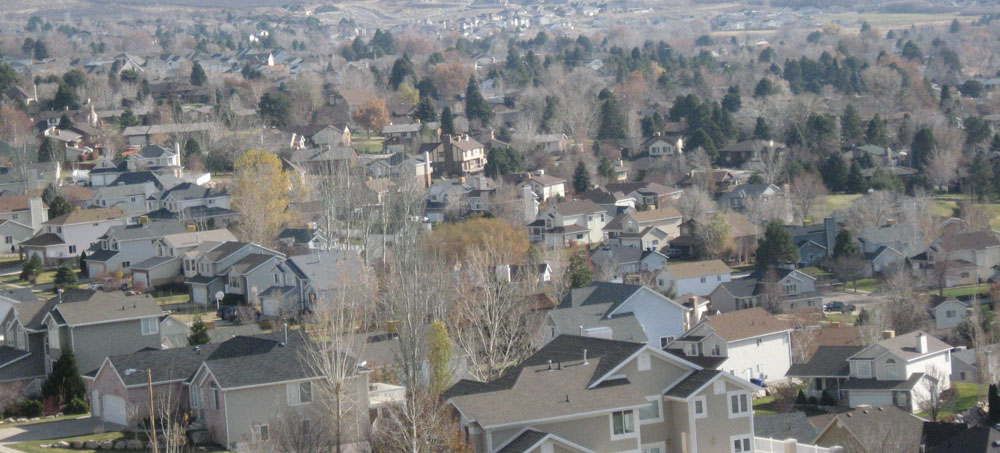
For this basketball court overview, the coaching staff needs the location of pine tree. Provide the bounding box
[847,160,867,194]
[754,117,771,140]
[37,137,54,163]
[440,107,455,136]
[20,253,41,284]
[572,161,591,194]
[832,229,860,259]
[53,263,77,291]
[865,115,889,147]
[78,251,87,278]
[190,61,207,87]
[58,114,73,130]
[597,98,627,140]
[42,351,85,404]
[47,195,73,219]
[910,127,935,171]
[820,155,848,192]
[567,254,592,289]
[755,220,799,271]
[428,320,451,396]
[188,315,211,345]
[465,76,492,126]
[597,157,614,180]
[840,104,864,144]
[721,85,741,112]
[413,95,437,123]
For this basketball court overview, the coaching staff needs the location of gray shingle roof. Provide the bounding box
[20,233,65,247]
[104,221,188,241]
[102,343,221,386]
[155,182,227,201]
[787,345,863,377]
[201,331,331,389]
[496,430,549,453]
[663,369,722,398]
[51,290,162,326]
[754,412,819,444]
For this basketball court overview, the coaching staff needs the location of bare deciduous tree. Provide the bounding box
[759,268,785,315]
[674,186,714,222]
[920,365,956,421]
[789,173,828,223]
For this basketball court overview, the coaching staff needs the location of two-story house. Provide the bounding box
[183,241,283,305]
[786,217,840,267]
[87,159,129,187]
[84,220,189,277]
[129,228,237,290]
[716,139,785,167]
[709,268,822,313]
[604,207,683,250]
[606,182,682,211]
[590,244,669,280]
[435,134,487,178]
[87,331,370,450]
[540,282,689,350]
[529,199,609,249]
[126,144,181,173]
[445,334,760,453]
[717,183,784,213]
[666,308,792,383]
[640,133,684,157]
[788,330,951,413]
[656,260,732,297]
[857,222,925,271]
[90,183,159,222]
[41,289,164,375]
[20,206,127,264]
[924,231,1000,284]
[528,170,566,202]
[287,123,351,148]
[145,182,237,230]
[0,195,46,252]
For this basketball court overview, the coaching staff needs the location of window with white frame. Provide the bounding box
[288,381,313,405]
[731,435,752,453]
[728,392,750,418]
[257,424,269,441]
[141,318,158,335]
[641,443,666,453]
[212,384,220,410]
[610,410,635,438]
[885,359,898,379]
[189,386,201,409]
[712,344,721,356]
[694,395,707,418]
[637,352,651,371]
[660,336,674,349]
[639,397,661,423]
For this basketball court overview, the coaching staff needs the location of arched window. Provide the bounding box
[885,358,897,379]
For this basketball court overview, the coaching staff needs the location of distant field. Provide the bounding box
[813,194,862,221]
[814,12,968,31]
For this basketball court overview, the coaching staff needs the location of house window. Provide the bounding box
[885,359,898,379]
[946,310,956,318]
[700,277,706,283]
[660,336,674,349]
[122,261,130,268]
[141,318,158,336]
[694,395,707,419]
[288,381,313,405]
[756,338,762,347]
[274,274,280,284]
[785,284,797,294]
[717,275,722,281]
[638,353,651,371]
[4,237,10,245]
[68,245,76,254]
[257,424,269,441]
[857,361,872,378]
[638,397,661,423]
[610,410,635,438]
[962,272,970,278]
[642,444,665,453]
[212,384,220,410]
[961,371,967,381]
[732,435,752,453]
[728,392,750,418]
[229,276,240,288]
[712,344,721,356]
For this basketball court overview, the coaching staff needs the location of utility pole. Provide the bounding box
[147,369,158,453]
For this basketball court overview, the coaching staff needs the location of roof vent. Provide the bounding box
[547,359,552,371]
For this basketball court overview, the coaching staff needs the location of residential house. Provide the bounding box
[0,162,60,194]
[27,186,94,209]
[286,123,351,148]
[539,282,689,349]
[0,293,49,390]
[527,171,566,202]
[950,344,1000,383]
[812,405,924,452]
[0,196,46,252]
[182,242,283,305]
[84,220,189,278]
[87,159,129,187]
[145,182,237,230]
[42,289,164,375]
[366,152,433,189]
[606,182,682,210]
[531,133,568,154]
[718,183,784,213]
[286,146,356,175]
[444,334,760,453]
[786,217,840,267]
[126,144,181,173]
[672,211,758,263]
[285,251,372,314]
[924,231,1000,284]
[666,308,792,383]
[130,228,237,290]
[528,199,608,249]
[930,296,969,330]
[716,139,785,167]
[90,183,158,221]
[121,123,213,149]
[788,330,951,413]
[87,331,371,450]
[277,226,328,254]
[604,207,683,249]
[640,134,683,157]
[656,260,732,297]
[674,169,742,196]
[20,206,127,264]
[857,222,925,273]
[428,134,487,178]
[590,244,668,280]
[709,268,822,313]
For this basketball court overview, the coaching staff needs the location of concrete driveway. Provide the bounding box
[0,416,105,446]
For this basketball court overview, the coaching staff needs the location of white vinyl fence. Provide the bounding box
[755,437,842,453]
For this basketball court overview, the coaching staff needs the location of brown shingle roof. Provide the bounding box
[45,206,124,225]
[0,195,41,214]
[664,259,731,279]
[633,207,682,222]
[704,307,790,342]
[935,231,1000,252]
[552,199,604,217]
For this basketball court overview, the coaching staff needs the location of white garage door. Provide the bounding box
[849,392,892,408]
[102,394,127,426]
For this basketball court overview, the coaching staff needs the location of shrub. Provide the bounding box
[65,397,88,415]
[808,396,818,405]
[820,391,836,406]
[5,399,43,418]
[795,389,808,405]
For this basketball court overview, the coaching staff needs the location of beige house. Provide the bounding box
[656,259,732,297]
[445,335,759,453]
[604,207,683,250]
[528,171,566,202]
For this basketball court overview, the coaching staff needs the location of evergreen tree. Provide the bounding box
[968,152,995,201]
[940,84,952,108]
[755,220,799,271]
[484,147,523,177]
[20,254,41,284]
[832,229,860,259]
[540,96,558,134]
[754,117,771,140]
[41,184,59,205]
[865,115,889,147]
[188,315,211,345]
[567,254,592,289]
[688,128,717,162]
[990,384,1000,422]
[413,95,437,123]
[721,85,741,112]
[388,54,414,90]
[847,160,867,194]
[47,195,73,219]
[184,138,201,156]
[118,108,139,128]
[950,19,961,33]
[427,320,451,396]
[597,98,627,140]
[50,83,76,111]
[992,133,1000,153]
[37,137,55,163]
[190,61,207,86]
[753,78,776,98]
[597,157,615,180]
[41,351,85,404]
[78,251,87,278]
[440,107,455,136]
[58,113,73,130]
[465,76,492,126]
[572,161,591,194]
[258,92,291,128]
[910,127,935,171]
[32,40,48,60]
[840,104,864,144]
[53,263,77,291]
[820,155,849,192]
[901,41,923,60]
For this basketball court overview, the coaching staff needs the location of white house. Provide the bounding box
[656,259,732,297]
[931,297,970,330]
[20,207,128,264]
[527,170,566,202]
[666,307,792,383]
[529,199,609,249]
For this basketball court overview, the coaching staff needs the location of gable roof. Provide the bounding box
[664,259,731,279]
[49,290,162,326]
[155,182,227,201]
[102,221,188,242]
[850,331,950,362]
[935,231,1000,252]
[702,307,790,342]
[755,412,820,444]
[46,206,124,225]
[0,195,42,214]
[199,331,327,389]
[551,199,604,217]
[787,345,864,377]
[816,405,924,452]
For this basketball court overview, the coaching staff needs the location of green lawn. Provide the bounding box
[9,432,124,453]
[152,292,190,305]
[918,382,985,419]
[813,194,862,222]
[824,311,858,326]
[931,195,1000,230]
[753,392,827,417]
[845,278,879,293]
[2,414,87,428]
[941,284,990,299]
[800,267,831,278]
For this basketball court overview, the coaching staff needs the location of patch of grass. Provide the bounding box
[941,284,990,299]
[849,278,879,293]
[753,388,827,417]
[813,194,862,221]
[931,194,1000,230]
[9,431,124,453]
[152,293,190,305]
[2,414,88,428]
[824,311,858,326]
[918,382,985,419]
[800,267,831,278]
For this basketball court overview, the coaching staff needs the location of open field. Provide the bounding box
[814,12,969,32]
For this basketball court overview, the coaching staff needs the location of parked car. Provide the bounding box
[824,301,855,313]
[217,306,239,321]
[664,248,685,258]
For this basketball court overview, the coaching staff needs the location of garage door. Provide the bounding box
[849,391,892,408]
[102,394,127,426]
[263,299,280,317]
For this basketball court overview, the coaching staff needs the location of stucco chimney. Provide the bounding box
[916,332,927,354]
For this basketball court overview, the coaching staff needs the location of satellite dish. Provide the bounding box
[215,291,224,301]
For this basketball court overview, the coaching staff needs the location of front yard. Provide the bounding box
[917,382,986,420]
[9,432,124,453]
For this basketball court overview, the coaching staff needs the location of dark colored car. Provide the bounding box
[217,306,239,321]
[824,301,856,313]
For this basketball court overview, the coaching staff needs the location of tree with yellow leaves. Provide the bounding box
[352,97,389,138]
[427,217,529,265]
[231,149,291,247]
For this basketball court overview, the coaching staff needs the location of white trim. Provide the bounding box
[729,434,753,453]
[727,391,750,419]
[641,441,667,453]
[589,345,703,389]
[638,395,663,424]
[693,395,707,419]
[609,409,637,440]
[491,429,596,453]
[477,402,650,430]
